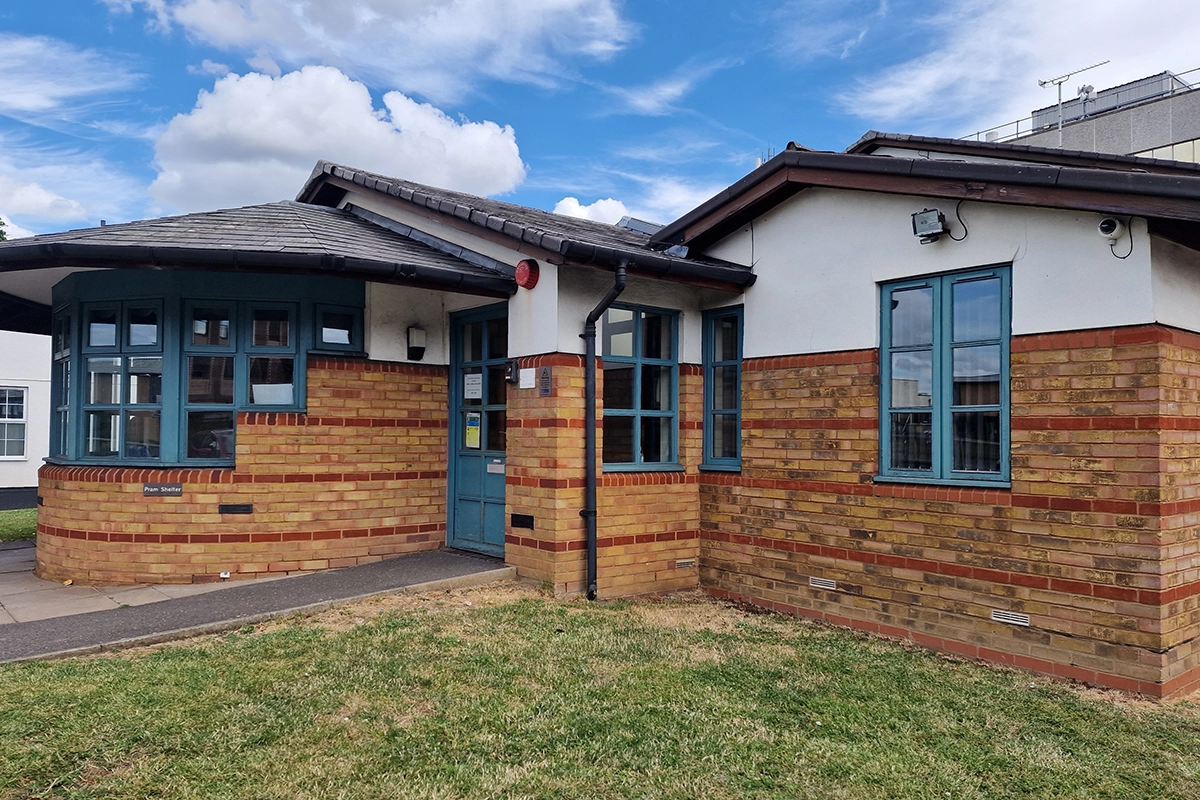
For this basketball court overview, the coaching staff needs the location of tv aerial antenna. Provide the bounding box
[1039,60,1109,147]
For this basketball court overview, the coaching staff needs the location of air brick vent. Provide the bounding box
[990,609,1031,627]
[809,576,837,591]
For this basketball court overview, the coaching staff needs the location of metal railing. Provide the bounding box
[960,66,1200,144]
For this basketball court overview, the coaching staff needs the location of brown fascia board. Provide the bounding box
[649,150,1200,250]
[0,242,515,298]
[302,169,756,291]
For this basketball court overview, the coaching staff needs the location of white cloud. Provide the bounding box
[770,0,889,63]
[187,58,230,77]
[0,174,85,221]
[109,0,634,102]
[606,58,736,116]
[0,33,141,119]
[553,196,630,224]
[149,66,527,212]
[0,215,37,240]
[836,0,1200,135]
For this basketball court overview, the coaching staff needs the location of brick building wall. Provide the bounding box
[505,356,702,597]
[699,325,1200,698]
[36,357,449,584]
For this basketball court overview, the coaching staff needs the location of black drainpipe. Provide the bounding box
[580,263,627,600]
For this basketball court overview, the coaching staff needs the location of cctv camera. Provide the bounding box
[1098,217,1124,243]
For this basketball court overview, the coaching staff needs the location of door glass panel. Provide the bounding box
[952,278,1001,342]
[890,287,933,347]
[486,317,507,360]
[641,365,671,411]
[714,414,738,460]
[85,410,120,457]
[602,416,634,463]
[602,364,634,409]
[128,307,159,347]
[953,411,1001,472]
[87,358,122,404]
[249,357,295,404]
[252,308,290,347]
[486,410,506,451]
[462,322,483,362]
[125,411,161,458]
[953,345,1001,406]
[890,412,932,470]
[890,351,932,408]
[602,309,634,357]
[640,417,671,463]
[128,357,163,404]
[714,316,738,362]
[642,313,671,359]
[713,365,738,410]
[462,366,483,406]
[88,309,117,348]
[192,307,231,347]
[187,411,236,459]
[188,356,234,404]
[486,365,507,405]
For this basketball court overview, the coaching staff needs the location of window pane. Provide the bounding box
[128,307,159,346]
[603,416,634,463]
[953,411,1001,472]
[128,357,163,404]
[486,317,507,360]
[890,412,932,471]
[86,410,120,457]
[0,389,23,419]
[88,309,117,347]
[890,351,932,408]
[462,322,483,362]
[486,364,507,405]
[952,278,1001,342]
[953,345,1001,406]
[713,365,738,410]
[87,358,122,404]
[125,411,160,458]
[713,413,738,460]
[188,356,234,404]
[640,417,671,463]
[53,315,71,357]
[486,410,506,451]
[641,365,671,411]
[642,313,671,359]
[602,308,634,357]
[248,357,295,405]
[714,316,738,362]
[192,307,231,347]
[890,287,932,346]
[187,411,235,459]
[0,423,24,457]
[57,361,71,406]
[320,312,354,346]
[602,363,634,409]
[252,308,290,347]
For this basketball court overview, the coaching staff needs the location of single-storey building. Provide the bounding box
[2,132,1200,698]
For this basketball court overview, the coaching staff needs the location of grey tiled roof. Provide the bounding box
[0,201,515,296]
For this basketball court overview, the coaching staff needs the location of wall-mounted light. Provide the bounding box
[407,325,426,361]
[912,208,949,244]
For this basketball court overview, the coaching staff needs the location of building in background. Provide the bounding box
[0,331,50,509]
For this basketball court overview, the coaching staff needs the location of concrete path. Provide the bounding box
[0,544,514,663]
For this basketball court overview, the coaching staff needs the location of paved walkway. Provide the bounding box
[0,542,513,663]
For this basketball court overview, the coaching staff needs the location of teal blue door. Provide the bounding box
[448,305,507,556]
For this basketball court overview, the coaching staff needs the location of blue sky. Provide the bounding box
[2,1,1197,237]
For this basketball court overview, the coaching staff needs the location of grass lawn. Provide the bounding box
[1,585,1197,799]
[0,508,36,542]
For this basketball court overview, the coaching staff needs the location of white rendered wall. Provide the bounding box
[0,331,50,488]
[703,188,1156,358]
[1150,234,1200,332]
[366,285,498,366]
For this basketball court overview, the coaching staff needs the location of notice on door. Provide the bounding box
[463,373,483,400]
[465,411,481,449]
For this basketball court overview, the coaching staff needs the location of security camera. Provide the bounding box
[1098,217,1125,243]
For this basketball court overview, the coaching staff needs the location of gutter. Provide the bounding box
[580,262,627,601]
[0,242,516,298]
[558,239,755,289]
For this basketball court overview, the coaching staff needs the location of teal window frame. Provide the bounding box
[50,271,363,467]
[314,303,365,353]
[878,265,1011,487]
[601,303,680,471]
[702,305,743,471]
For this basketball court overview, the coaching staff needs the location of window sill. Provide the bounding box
[44,457,234,469]
[699,463,741,473]
[602,463,685,473]
[872,474,1011,490]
